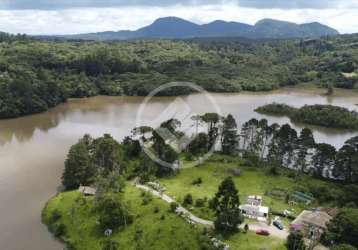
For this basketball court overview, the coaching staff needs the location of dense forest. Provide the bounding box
[0,33,358,119]
[255,103,358,129]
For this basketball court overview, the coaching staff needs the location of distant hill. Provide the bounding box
[60,17,339,41]
[252,19,338,39]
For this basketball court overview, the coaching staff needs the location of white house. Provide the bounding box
[239,195,269,221]
[239,204,269,221]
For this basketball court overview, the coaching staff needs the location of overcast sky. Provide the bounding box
[0,0,357,35]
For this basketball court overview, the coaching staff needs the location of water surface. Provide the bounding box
[0,88,357,250]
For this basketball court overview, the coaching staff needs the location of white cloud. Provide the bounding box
[238,0,358,9]
[0,4,357,35]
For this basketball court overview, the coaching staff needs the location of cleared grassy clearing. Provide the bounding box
[43,181,287,250]
[43,185,202,250]
[227,232,286,250]
[160,155,330,221]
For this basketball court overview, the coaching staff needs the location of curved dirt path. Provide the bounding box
[135,183,289,239]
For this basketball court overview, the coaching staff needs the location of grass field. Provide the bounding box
[159,154,328,221]
[43,181,286,250]
[227,232,286,250]
[43,185,202,250]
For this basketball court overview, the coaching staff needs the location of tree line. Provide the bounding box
[62,114,358,192]
[1,33,358,119]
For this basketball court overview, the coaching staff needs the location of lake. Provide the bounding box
[0,87,357,250]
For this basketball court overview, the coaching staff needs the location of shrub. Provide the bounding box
[185,153,194,161]
[208,198,215,210]
[244,224,249,233]
[198,235,215,250]
[267,166,280,176]
[49,209,62,224]
[50,223,66,237]
[134,226,143,241]
[64,240,77,250]
[287,172,296,178]
[101,239,119,250]
[170,202,179,212]
[183,194,193,206]
[96,194,133,231]
[141,192,153,205]
[331,244,357,250]
[195,198,206,207]
[242,152,262,167]
[286,231,305,250]
[192,177,203,185]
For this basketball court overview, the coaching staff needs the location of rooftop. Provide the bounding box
[291,210,333,229]
[79,186,97,196]
[239,204,269,214]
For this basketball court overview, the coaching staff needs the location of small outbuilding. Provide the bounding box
[289,191,314,205]
[247,195,263,206]
[79,185,97,196]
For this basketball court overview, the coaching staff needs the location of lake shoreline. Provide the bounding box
[2,84,357,121]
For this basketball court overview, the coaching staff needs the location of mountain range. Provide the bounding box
[59,17,339,41]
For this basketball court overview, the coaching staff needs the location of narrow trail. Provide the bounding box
[135,183,289,240]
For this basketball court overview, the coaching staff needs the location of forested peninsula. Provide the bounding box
[43,114,358,250]
[255,103,358,130]
[1,33,358,119]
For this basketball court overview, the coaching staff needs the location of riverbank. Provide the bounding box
[1,83,357,121]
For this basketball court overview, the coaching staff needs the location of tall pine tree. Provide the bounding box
[221,114,238,155]
[295,128,315,172]
[335,136,358,183]
[211,177,243,234]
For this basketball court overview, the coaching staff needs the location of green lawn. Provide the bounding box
[227,232,286,250]
[43,185,202,250]
[160,155,324,221]
[43,181,288,250]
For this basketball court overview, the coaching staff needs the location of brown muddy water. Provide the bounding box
[0,87,357,250]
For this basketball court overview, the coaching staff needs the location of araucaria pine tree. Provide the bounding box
[211,177,243,234]
[221,114,238,155]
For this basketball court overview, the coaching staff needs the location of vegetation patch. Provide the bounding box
[255,103,358,129]
[2,33,358,119]
[43,185,203,250]
[159,155,341,221]
[227,232,285,250]
[43,184,288,250]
